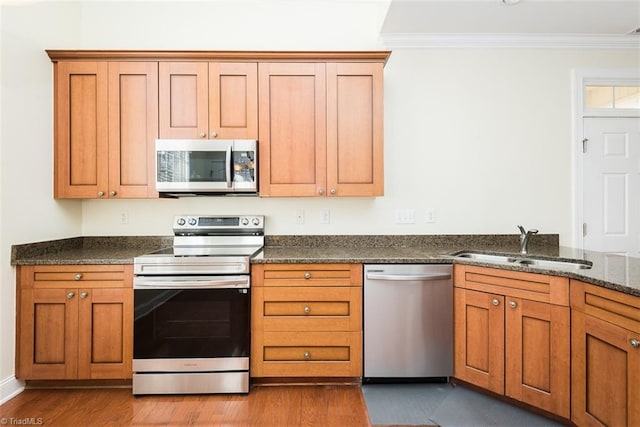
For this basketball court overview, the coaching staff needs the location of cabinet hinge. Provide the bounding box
[583,222,587,237]
[582,138,588,153]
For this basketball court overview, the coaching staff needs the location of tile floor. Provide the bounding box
[362,382,566,426]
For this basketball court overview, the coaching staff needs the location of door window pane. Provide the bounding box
[585,85,640,109]
[614,86,640,108]
[585,86,613,108]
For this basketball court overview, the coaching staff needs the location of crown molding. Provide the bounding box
[380,33,640,49]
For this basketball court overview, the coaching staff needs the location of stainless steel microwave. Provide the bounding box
[155,139,257,195]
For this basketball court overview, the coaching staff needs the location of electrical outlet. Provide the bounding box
[320,209,331,224]
[395,209,415,224]
[295,209,305,224]
[426,208,436,223]
[120,211,129,225]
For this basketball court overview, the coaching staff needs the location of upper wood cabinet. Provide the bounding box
[159,62,258,140]
[259,62,385,197]
[327,63,384,197]
[258,63,327,197]
[54,61,158,199]
[48,50,390,199]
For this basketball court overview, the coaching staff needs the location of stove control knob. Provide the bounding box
[241,217,250,226]
[176,218,186,226]
[252,217,261,226]
[188,218,197,226]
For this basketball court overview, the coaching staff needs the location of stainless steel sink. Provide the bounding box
[454,252,518,263]
[515,258,593,270]
[454,252,593,270]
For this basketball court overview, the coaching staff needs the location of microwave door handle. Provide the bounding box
[226,144,232,188]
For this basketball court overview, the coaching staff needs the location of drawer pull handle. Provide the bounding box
[66,292,75,299]
[74,273,83,281]
[509,301,517,309]
[304,306,311,314]
[304,351,311,360]
[304,272,311,279]
[492,298,500,306]
[631,339,640,348]
[80,292,89,299]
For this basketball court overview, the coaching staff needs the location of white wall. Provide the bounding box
[1,0,638,401]
[1,1,84,401]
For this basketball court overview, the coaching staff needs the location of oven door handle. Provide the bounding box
[134,276,250,289]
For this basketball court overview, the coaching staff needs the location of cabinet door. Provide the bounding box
[326,63,384,197]
[505,298,570,418]
[258,63,326,197]
[572,310,640,426]
[454,288,504,394]
[78,288,133,379]
[159,62,208,139]
[108,62,158,198]
[209,62,258,139]
[18,288,78,379]
[54,61,108,198]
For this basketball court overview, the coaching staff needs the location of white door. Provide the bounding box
[583,117,640,257]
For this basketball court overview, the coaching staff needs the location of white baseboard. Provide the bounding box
[0,375,25,405]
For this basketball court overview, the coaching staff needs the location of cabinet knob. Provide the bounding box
[66,292,75,299]
[492,298,500,306]
[210,131,218,138]
[199,132,206,138]
[304,306,311,314]
[318,189,325,196]
[80,292,89,299]
[74,273,83,281]
[330,188,336,195]
[110,190,117,196]
[98,191,105,197]
[304,351,311,360]
[304,272,311,279]
[631,339,640,348]
[509,301,517,309]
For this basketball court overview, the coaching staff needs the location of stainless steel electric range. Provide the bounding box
[132,215,264,395]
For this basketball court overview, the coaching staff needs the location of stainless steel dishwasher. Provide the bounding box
[363,264,453,382]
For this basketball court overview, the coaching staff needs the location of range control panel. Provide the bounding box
[173,215,264,234]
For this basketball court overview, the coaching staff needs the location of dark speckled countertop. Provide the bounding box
[10,234,640,297]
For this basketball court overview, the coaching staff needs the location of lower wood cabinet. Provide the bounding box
[16,265,133,380]
[453,264,570,419]
[570,280,640,426]
[250,263,362,378]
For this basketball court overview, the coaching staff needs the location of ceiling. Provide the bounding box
[381,0,640,36]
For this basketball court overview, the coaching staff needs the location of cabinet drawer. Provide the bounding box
[453,264,568,306]
[264,346,349,362]
[19,265,131,289]
[252,264,362,287]
[571,280,640,333]
[253,331,362,377]
[254,286,362,332]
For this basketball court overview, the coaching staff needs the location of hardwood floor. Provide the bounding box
[0,385,372,426]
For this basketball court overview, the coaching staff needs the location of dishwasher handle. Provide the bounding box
[365,272,451,281]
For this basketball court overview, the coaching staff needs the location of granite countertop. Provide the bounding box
[10,236,173,265]
[10,234,640,297]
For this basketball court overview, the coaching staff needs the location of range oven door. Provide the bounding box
[132,275,250,394]
[133,276,250,367]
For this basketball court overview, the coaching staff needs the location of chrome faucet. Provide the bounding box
[518,225,539,254]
